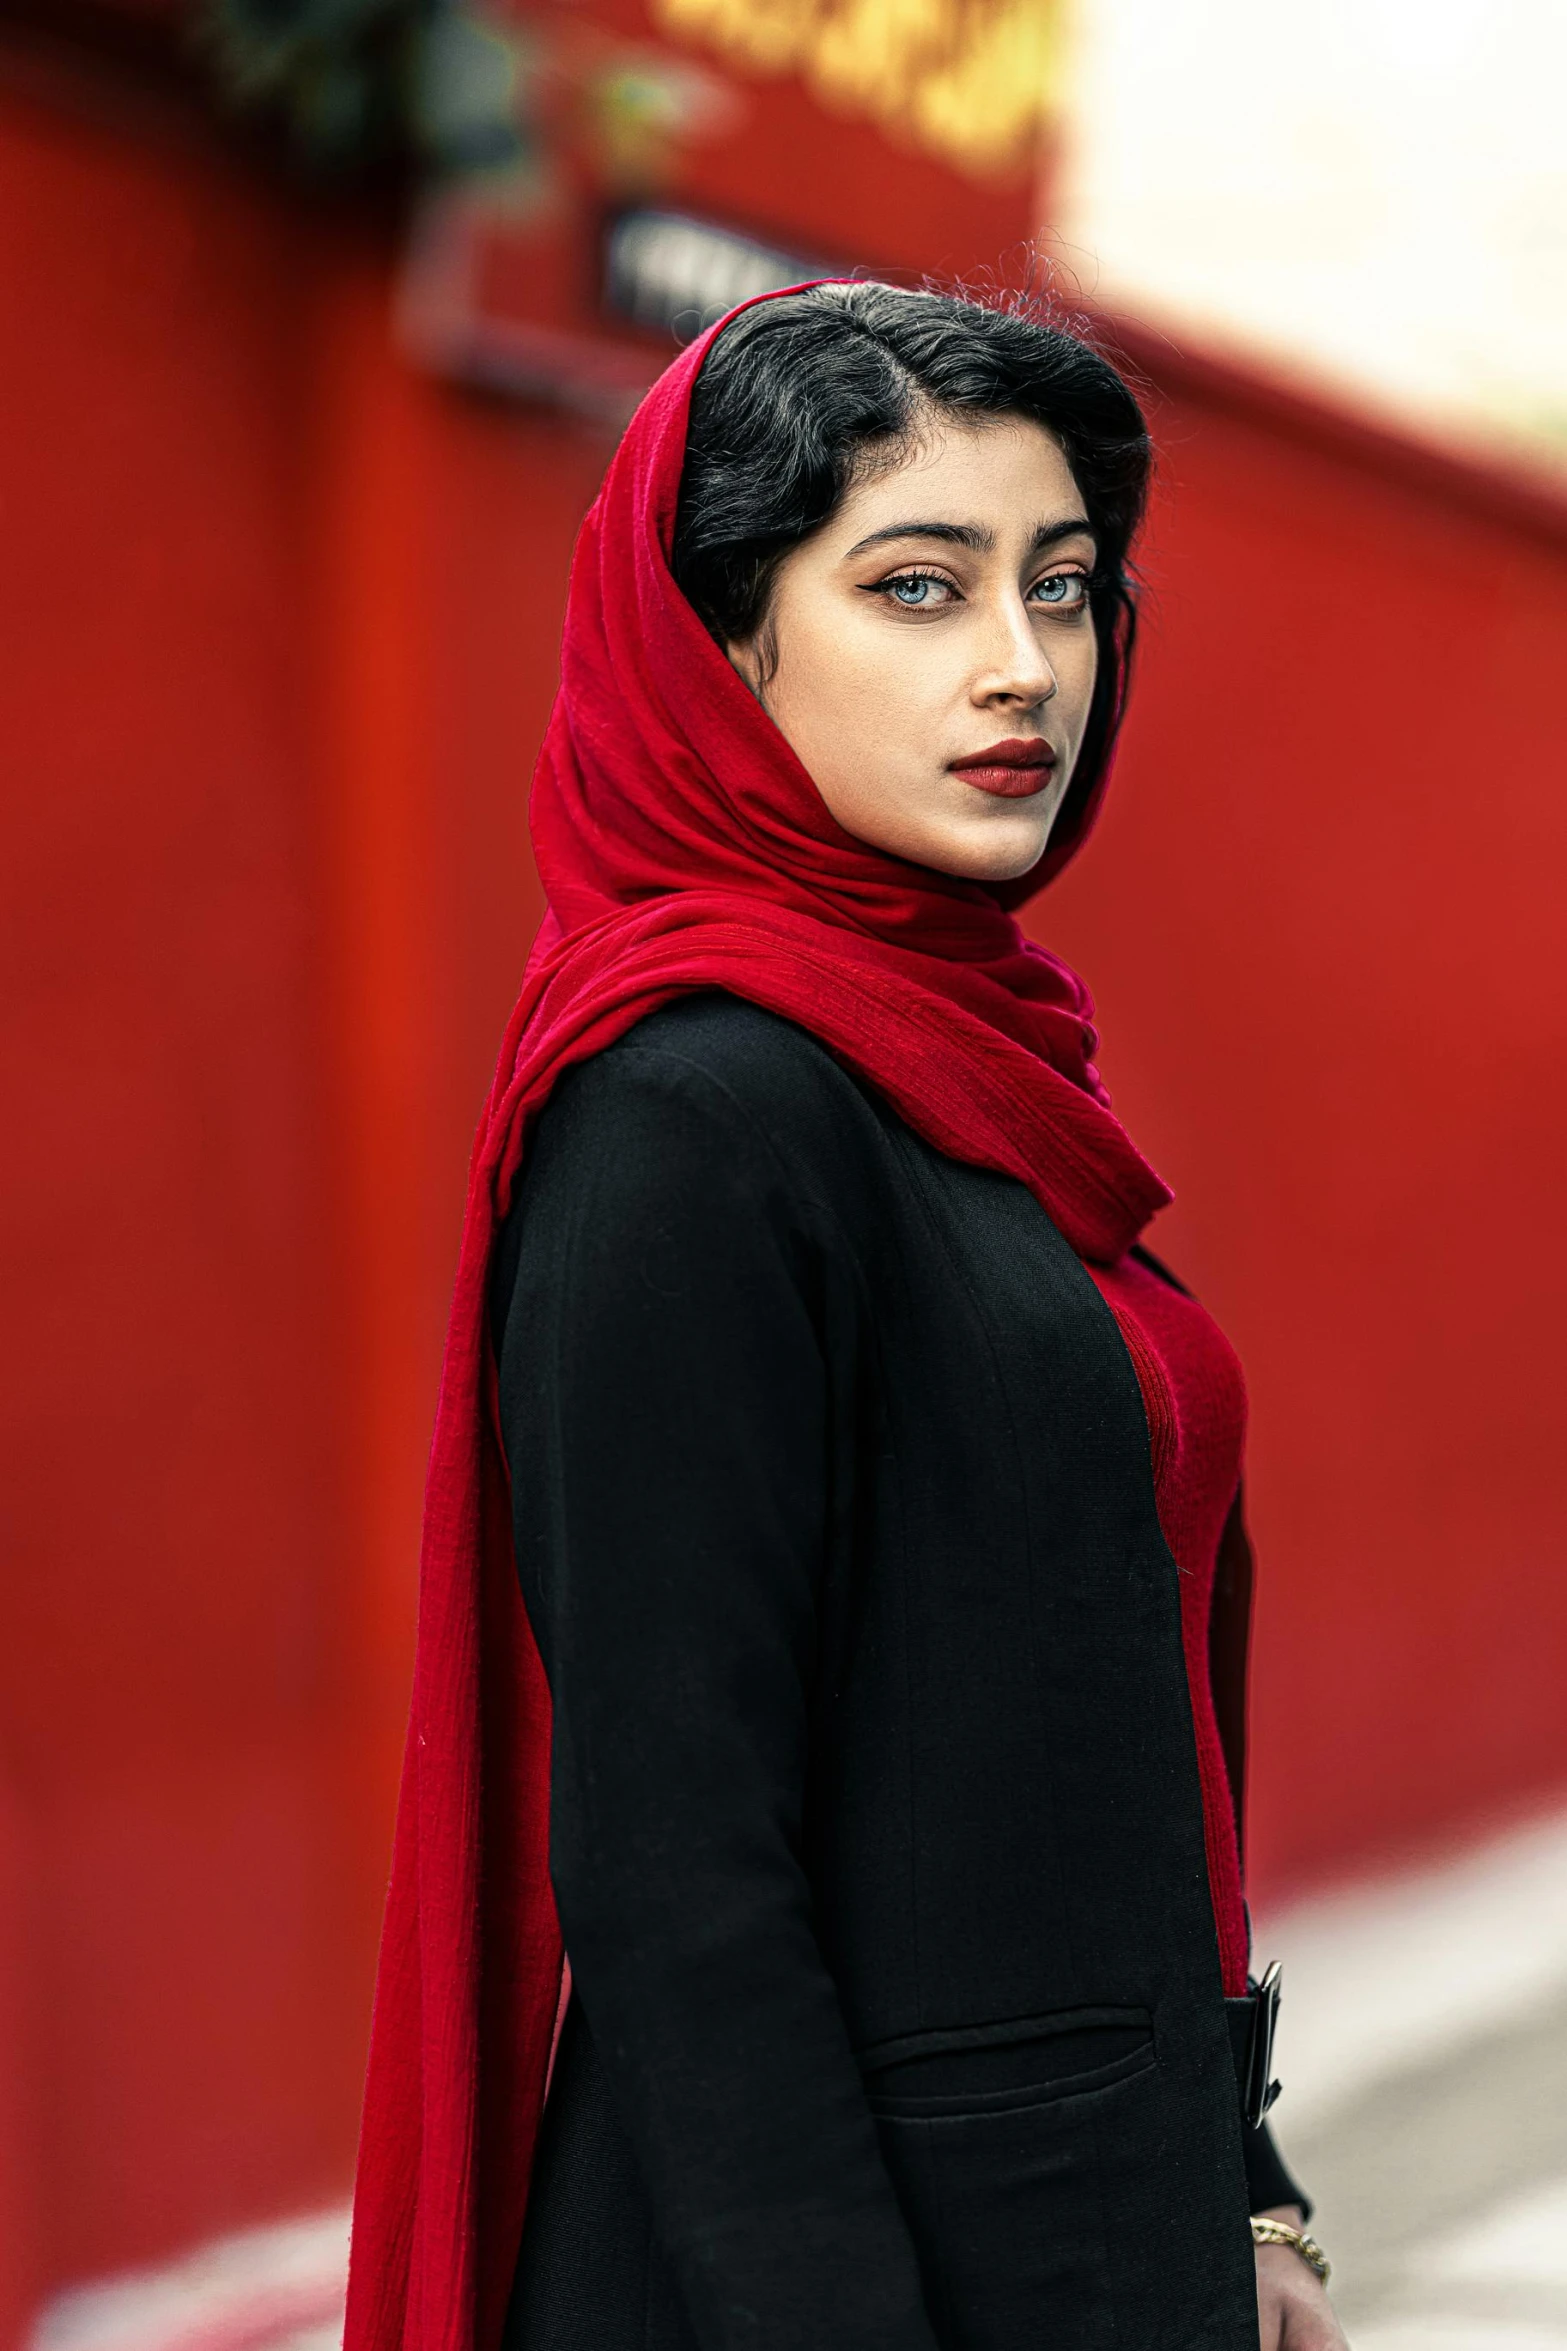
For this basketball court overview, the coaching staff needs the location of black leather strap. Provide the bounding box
[1225,1982,1312,2220]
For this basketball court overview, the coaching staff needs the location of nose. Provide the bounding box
[972,584,1056,709]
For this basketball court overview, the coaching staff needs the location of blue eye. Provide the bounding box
[888,574,942,605]
[1031,572,1089,609]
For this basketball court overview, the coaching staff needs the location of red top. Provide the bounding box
[1090,1256,1250,1995]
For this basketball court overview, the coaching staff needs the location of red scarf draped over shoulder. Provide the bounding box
[343,287,1170,2351]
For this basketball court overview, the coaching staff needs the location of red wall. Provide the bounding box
[2,63,342,2324]
[4,7,1567,2340]
[1035,353,1567,1902]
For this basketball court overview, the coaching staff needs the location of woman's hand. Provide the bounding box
[1254,2208,1350,2350]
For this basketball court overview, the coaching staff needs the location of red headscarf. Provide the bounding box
[343,288,1169,2351]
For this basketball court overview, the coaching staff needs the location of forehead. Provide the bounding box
[835,414,1084,535]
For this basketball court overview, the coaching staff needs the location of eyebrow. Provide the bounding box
[843,516,1096,559]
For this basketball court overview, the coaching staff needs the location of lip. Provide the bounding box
[947,737,1058,799]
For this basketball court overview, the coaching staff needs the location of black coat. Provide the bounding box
[492,996,1295,2351]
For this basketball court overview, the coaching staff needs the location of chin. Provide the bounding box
[916,822,1053,885]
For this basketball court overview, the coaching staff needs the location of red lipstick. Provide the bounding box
[947,738,1058,799]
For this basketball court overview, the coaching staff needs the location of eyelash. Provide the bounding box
[869,565,1094,613]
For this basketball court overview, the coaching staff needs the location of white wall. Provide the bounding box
[1051,0,1567,469]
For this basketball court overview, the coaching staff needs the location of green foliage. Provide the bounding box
[199,0,531,177]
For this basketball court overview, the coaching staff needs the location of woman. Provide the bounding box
[345,282,1348,2351]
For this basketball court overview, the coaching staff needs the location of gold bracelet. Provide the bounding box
[1251,2217,1331,2285]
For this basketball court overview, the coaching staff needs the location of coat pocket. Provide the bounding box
[857,2009,1162,2351]
[859,2004,1155,2118]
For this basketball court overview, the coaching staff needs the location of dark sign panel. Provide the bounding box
[605,208,835,339]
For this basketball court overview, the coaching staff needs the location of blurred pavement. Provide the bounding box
[1262,1807,1567,2345]
[27,1808,1567,2351]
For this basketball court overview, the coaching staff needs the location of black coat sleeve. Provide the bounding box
[1211,1499,1313,2220]
[1243,2117,1311,2219]
[492,1034,939,2351]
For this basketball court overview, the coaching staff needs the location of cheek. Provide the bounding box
[771,613,938,790]
[1064,631,1101,739]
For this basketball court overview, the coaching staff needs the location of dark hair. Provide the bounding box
[671,281,1152,835]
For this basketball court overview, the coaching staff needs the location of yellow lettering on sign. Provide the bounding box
[650,0,1068,178]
